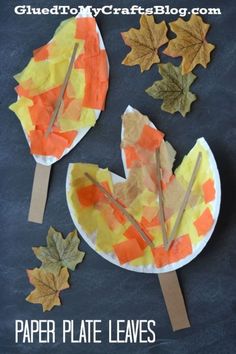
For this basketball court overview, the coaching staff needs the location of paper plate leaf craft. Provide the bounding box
[9,11,109,223]
[146,63,197,117]
[33,227,85,275]
[26,267,70,312]
[163,15,215,74]
[121,15,168,72]
[66,106,221,330]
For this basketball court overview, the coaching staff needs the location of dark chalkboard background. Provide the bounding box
[0,0,236,353]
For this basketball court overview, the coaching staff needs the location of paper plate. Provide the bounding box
[10,9,109,166]
[66,106,221,273]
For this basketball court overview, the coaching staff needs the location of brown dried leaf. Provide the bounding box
[121,15,168,72]
[164,15,215,74]
[26,267,70,312]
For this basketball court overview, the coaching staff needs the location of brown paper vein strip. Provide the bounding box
[84,172,154,248]
[45,42,79,137]
[166,152,202,249]
[156,149,168,249]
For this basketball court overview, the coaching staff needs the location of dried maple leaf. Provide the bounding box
[121,15,168,72]
[146,63,197,117]
[164,15,215,74]
[26,267,69,311]
[33,227,85,275]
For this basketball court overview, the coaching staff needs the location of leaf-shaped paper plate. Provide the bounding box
[10,9,109,166]
[66,106,221,273]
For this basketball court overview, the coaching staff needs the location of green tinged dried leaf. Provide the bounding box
[146,63,197,117]
[33,227,85,275]
[26,267,70,312]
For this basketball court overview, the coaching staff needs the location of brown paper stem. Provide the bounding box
[166,152,202,249]
[45,42,79,137]
[84,172,154,248]
[28,163,51,224]
[158,271,190,331]
[156,149,168,249]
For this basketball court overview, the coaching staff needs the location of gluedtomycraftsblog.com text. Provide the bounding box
[14,5,221,17]
[15,320,156,344]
